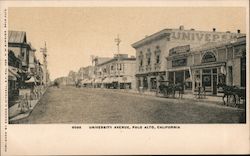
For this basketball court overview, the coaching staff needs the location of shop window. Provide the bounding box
[169,72,174,83]
[212,68,217,74]
[202,75,211,87]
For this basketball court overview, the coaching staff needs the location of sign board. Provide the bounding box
[172,58,187,67]
[169,45,190,56]
[171,31,239,42]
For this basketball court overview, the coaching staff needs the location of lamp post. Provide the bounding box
[114,34,121,89]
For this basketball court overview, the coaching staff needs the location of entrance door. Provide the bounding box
[212,75,217,95]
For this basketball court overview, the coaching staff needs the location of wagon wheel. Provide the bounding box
[227,95,236,107]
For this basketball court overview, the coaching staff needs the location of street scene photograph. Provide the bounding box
[7,7,246,124]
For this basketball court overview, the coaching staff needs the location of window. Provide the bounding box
[147,57,151,65]
[156,55,160,64]
[117,64,122,70]
[111,65,114,70]
[201,52,216,63]
[140,60,143,66]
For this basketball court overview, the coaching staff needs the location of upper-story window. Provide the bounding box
[147,57,151,65]
[201,51,216,63]
[140,59,143,66]
[117,63,122,70]
[156,55,160,64]
[139,51,143,66]
[146,48,151,65]
[155,45,161,64]
[111,65,114,70]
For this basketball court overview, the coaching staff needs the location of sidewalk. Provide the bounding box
[9,87,48,123]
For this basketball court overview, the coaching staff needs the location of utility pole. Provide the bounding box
[40,42,48,87]
[114,34,121,89]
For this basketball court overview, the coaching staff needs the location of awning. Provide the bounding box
[9,67,20,78]
[8,71,17,81]
[103,77,112,83]
[120,76,132,83]
[25,77,37,83]
[112,77,123,82]
[94,78,102,83]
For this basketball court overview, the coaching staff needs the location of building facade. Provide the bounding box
[90,54,136,89]
[131,26,243,92]
[8,30,47,107]
[166,36,246,95]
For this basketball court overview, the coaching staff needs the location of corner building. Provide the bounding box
[131,26,243,92]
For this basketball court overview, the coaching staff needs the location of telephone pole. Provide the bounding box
[40,42,48,86]
[114,34,121,89]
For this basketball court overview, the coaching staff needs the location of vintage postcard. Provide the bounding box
[1,0,249,155]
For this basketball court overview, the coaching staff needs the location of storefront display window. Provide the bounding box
[169,72,174,83]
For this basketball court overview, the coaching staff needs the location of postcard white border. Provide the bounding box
[1,0,249,155]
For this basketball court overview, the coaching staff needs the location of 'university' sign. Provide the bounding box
[171,31,238,42]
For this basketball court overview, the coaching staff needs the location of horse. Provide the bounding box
[217,83,237,106]
[159,83,174,98]
[158,83,184,98]
[173,83,185,98]
[232,87,246,107]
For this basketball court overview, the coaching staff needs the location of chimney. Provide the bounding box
[237,29,241,33]
[179,25,184,30]
[213,28,216,32]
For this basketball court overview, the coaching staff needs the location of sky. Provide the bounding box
[8,7,246,80]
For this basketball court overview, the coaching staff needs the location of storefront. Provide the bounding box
[136,72,165,91]
[191,62,226,95]
[166,36,246,96]
[166,45,193,92]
